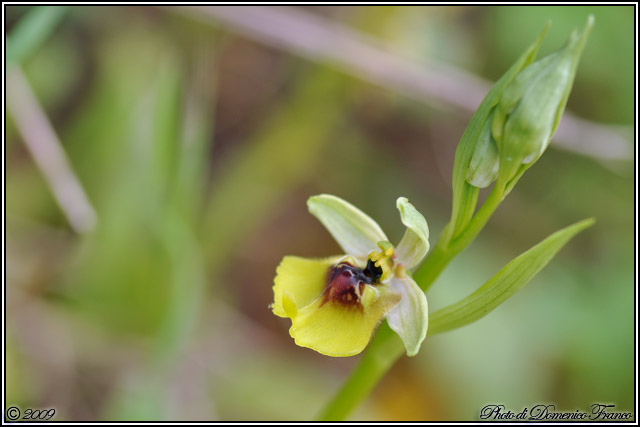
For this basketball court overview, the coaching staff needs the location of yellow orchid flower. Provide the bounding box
[272,194,430,357]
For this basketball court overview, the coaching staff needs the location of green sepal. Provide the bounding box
[307,194,387,258]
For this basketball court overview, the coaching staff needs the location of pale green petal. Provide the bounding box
[307,194,387,258]
[394,197,430,269]
[386,275,428,356]
[272,256,340,318]
[290,284,400,357]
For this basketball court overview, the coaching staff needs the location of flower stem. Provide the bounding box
[317,323,404,420]
[414,182,505,293]
[450,183,506,252]
[317,183,506,420]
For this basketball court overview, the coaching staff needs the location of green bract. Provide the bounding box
[466,111,500,188]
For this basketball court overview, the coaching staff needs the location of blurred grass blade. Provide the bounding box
[7,66,97,233]
[7,6,69,67]
[170,49,217,223]
[429,218,595,335]
[151,56,183,193]
[63,31,189,335]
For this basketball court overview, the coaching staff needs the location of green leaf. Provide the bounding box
[6,6,69,67]
[429,218,594,335]
[307,194,387,258]
[394,197,430,269]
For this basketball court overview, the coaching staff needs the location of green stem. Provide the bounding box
[317,183,506,420]
[449,183,505,255]
[414,183,505,293]
[317,323,404,420]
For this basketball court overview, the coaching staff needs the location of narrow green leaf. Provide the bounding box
[6,6,69,67]
[429,218,594,335]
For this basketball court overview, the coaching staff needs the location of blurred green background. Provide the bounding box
[5,5,634,421]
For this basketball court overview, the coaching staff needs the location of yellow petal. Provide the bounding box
[289,284,401,357]
[282,292,298,318]
[272,256,340,318]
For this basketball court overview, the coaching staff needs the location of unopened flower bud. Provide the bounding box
[492,16,594,186]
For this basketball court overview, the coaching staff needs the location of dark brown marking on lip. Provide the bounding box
[322,262,378,310]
